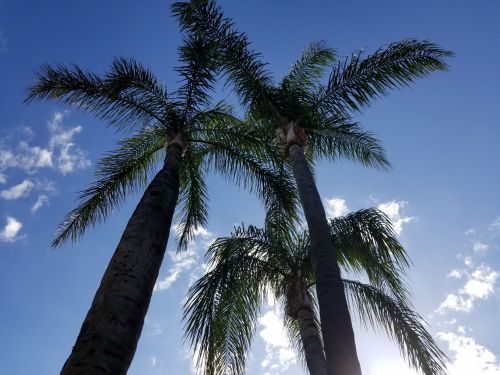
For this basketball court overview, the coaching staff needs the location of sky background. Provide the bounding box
[1,1,500,374]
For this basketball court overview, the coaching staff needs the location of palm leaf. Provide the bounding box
[305,114,390,169]
[176,34,219,122]
[51,125,165,246]
[172,0,279,121]
[176,146,210,250]
[344,279,447,375]
[26,57,172,132]
[282,40,336,93]
[202,140,298,223]
[183,233,278,375]
[315,39,453,115]
[330,208,410,302]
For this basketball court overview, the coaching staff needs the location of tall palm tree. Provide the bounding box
[184,208,446,375]
[26,35,297,375]
[173,2,453,373]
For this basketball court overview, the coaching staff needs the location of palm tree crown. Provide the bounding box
[184,208,447,375]
[27,35,297,249]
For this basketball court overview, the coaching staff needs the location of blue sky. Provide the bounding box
[1,1,500,374]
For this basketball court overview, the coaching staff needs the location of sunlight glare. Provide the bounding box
[371,360,418,375]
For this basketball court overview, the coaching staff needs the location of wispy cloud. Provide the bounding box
[150,356,157,367]
[0,111,90,175]
[324,197,349,218]
[437,264,498,314]
[0,179,35,200]
[0,173,6,184]
[447,269,463,279]
[438,331,500,374]
[31,195,50,213]
[490,217,500,232]
[473,241,489,254]
[0,216,23,243]
[377,200,414,235]
[258,308,297,374]
[48,112,91,174]
[154,226,216,292]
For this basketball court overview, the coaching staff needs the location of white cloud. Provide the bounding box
[0,179,34,200]
[490,217,500,232]
[154,227,215,292]
[462,265,498,299]
[465,228,476,236]
[258,308,297,374]
[0,112,90,175]
[0,173,6,184]
[437,294,473,313]
[150,356,157,367]
[438,331,500,374]
[0,216,23,243]
[447,269,463,279]
[463,256,474,268]
[154,251,197,291]
[31,195,49,213]
[377,200,414,235]
[437,264,498,314]
[325,197,349,218]
[47,111,91,174]
[473,241,490,254]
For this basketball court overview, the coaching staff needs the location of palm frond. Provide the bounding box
[306,114,390,169]
[172,0,279,121]
[51,125,165,247]
[26,57,173,132]
[282,40,336,93]
[344,280,447,375]
[183,234,277,375]
[202,140,298,224]
[315,39,453,115]
[176,146,210,250]
[176,34,219,122]
[330,208,410,302]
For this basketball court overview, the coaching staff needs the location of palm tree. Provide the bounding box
[184,208,446,375]
[173,2,453,373]
[26,35,297,375]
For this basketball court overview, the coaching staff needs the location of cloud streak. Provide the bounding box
[154,227,215,292]
[0,180,35,200]
[31,195,50,213]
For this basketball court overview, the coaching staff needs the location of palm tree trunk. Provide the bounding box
[288,144,362,375]
[297,306,327,375]
[60,143,184,375]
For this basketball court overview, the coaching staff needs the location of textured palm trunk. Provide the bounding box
[287,279,327,375]
[288,143,362,375]
[60,143,183,375]
[297,306,327,375]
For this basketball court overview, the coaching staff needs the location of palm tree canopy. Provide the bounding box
[26,35,298,249]
[173,1,452,166]
[183,208,447,375]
